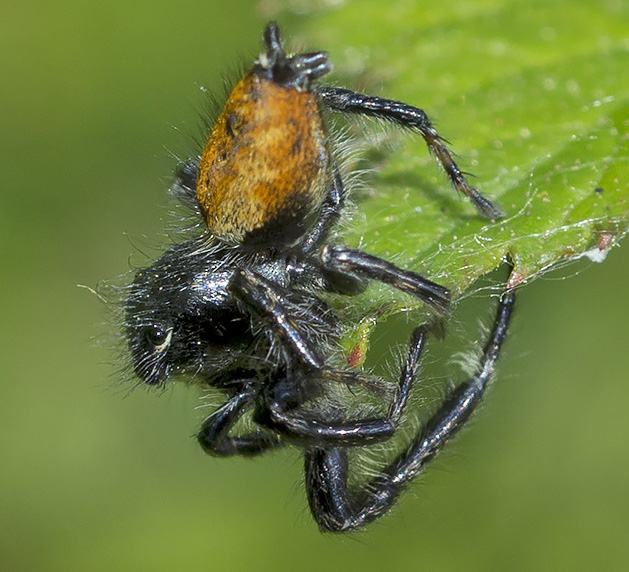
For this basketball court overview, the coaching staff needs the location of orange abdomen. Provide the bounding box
[196,71,331,246]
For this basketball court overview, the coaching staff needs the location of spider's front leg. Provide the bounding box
[197,381,283,457]
[260,326,426,446]
[231,269,427,446]
[305,286,516,532]
[231,269,330,370]
[318,86,504,219]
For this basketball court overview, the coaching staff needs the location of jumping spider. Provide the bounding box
[123,22,513,532]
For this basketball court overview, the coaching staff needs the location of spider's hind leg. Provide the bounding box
[318,86,504,219]
[320,244,451,313]
[169,160,199,210]
[298,166,347,255]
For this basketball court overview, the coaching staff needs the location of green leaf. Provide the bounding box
[272,0,629,346]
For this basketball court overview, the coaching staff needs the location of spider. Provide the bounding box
[123,22,514,532]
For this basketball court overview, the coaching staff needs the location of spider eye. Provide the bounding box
[144,324,173,352]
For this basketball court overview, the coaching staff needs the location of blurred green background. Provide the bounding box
[2,1,628,571]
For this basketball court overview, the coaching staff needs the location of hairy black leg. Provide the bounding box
[299,166,346,254]
[289,167,367,297]
[318,87,504,219]
[169,160,199,210]
[305,287,516,532]
[198,382,282,457]
[262,327,426,446]
[321,244,451,313]
[231,269,329,369]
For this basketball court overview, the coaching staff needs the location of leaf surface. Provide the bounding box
[270,0,629,346]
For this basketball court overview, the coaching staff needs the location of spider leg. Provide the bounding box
[318,86,504,219]
[289,168,368,297]
[320,244,451,313]
[304,287,515,532]
[231,269,330,369]
[198,381,283,457]
[232,269,429,446]
[261,327,426,446]
[298,166,346,254]
[169,160,199,211]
